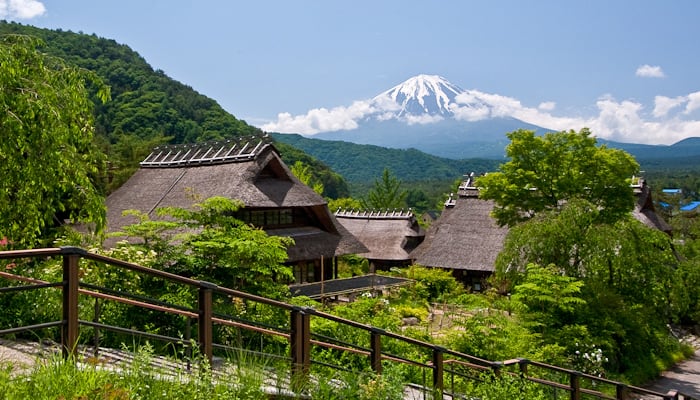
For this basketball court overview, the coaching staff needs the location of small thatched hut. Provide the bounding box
[105,135,367,283]
[334,209,425,272]
[410,175,507,291]
[632,177,672,234]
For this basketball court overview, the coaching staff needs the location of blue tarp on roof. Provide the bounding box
[680,201,700,211]
[663,188,682,194]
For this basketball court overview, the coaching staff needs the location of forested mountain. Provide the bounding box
[271,133,500,183]
[0,21,350,196]
[0,21,259,144]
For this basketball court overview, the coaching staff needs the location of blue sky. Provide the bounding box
[4,0,700,145]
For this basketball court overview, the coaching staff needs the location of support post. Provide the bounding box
[62,252,80,359]
[663,390,679,400]
[570,371,581,400]
[198,281,215,366]
[432,346,444,394]
[616,384,628,400]
[290,307,311,378]
[491,361,502,377]
[518,358,529,376]
[370,328,383,374]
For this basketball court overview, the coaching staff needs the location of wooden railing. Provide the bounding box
[0,247,695,400]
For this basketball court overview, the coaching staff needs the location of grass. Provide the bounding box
[0,342,412,400]
[0,344,282,400]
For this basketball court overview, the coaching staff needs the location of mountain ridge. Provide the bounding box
[289,74,700,162]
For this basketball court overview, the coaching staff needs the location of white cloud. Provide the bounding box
[538,101,556,111]
[653,95,685,117]
[262,100,377,134]
[685,91,700,114]
[262,86,700,146]
[450,104,490,121]
[636,64,665,78]
[0,0,46,19]
[405,114,444,125]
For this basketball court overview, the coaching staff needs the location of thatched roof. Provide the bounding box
[105,136,367,258]
[632,178,672,234]
[411,189,508,272]
[413,174,671,273]
[334,209,424,262]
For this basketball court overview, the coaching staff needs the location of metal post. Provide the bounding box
[93,298,101,357]
[198,281,215,365]
[185,317,192,371]
[370,328,383,374]
[62,252,80,359]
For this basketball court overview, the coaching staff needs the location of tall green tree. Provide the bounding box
[477,128,639,227]
[115,196,294,298]
[361,168,407,210]
[0,35,110,246]
[290,161,324,195]
[494,200,681,377]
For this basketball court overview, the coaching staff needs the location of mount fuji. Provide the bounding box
[310,74,551,159]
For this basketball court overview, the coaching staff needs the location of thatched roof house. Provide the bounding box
[412,173,672,291]
[410,175,508,291]
[105,135,367,283]
[334,209,425,271]
[632,177,672,234]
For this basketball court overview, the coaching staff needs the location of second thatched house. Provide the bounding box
[104,135,367,284]
[334,209,425,272]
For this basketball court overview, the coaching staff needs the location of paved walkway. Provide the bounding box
[642,349,700,399]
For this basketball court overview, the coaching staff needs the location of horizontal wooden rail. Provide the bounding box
[0,247,696,400]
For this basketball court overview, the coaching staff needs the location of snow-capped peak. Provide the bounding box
[373,74,465,117]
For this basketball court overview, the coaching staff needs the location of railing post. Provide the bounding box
[432,346,444,394]
[491,361,502,377]
[198,281,215,366]
[290,307,311,378]
[663,390,679,400]
[616,383,628,400]
[570,371,581,400]
[370,328,383,374]
[61,249,82,360]
[518,358,529,376]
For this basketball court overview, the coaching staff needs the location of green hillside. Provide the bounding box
[271,133,501,183]
[0,21,259,144]
[0,21,351,196]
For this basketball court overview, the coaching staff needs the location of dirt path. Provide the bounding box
[642,349,700,398]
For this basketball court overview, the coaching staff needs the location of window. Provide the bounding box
[234,207,302,229]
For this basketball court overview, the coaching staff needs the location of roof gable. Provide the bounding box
[335,209,424,261]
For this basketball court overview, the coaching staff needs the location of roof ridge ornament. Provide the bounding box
[139,135,272,168]
[335,207,415,219]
